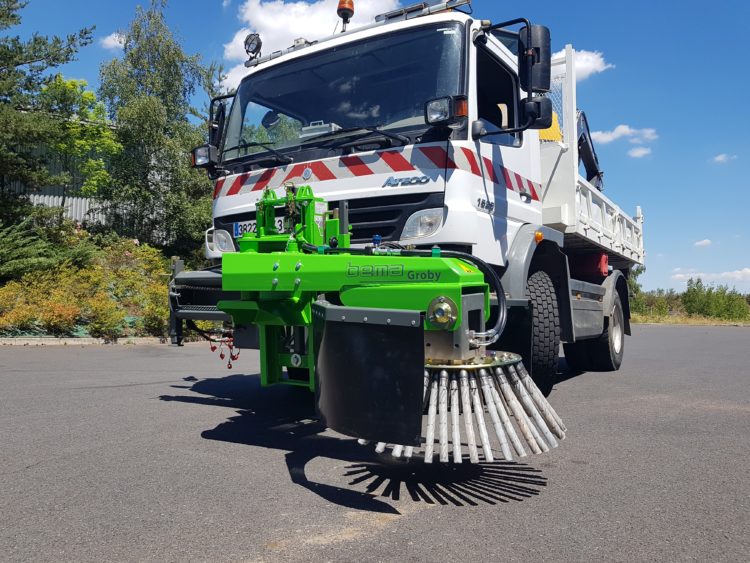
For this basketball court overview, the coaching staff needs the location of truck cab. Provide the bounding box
[204,8,553,264]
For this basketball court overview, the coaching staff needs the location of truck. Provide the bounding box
[169,0,644,463]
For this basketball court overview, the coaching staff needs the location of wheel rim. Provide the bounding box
[612,307,623,355]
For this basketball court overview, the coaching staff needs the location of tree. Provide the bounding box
[0,0,93,190]
[98,0,220,256]
[37,76,121,198]
[627,264,646,314]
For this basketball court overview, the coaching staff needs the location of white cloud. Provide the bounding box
[222,0,400,89]
[223,63,251,90]
[553,48,614,81]
[628,146,651,158]
[672,268,750,283]
[694,239,712,247]
[224,27,252,63]
[223,0,232,7]
[100,32,124,51]
[712,153,737,164]
[591,124,658,145]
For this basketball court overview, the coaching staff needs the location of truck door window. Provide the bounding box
[476,47,520,146]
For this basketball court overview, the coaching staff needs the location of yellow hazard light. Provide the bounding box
[455,97,468,118]
[534,230,544,244]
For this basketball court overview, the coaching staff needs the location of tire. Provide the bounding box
[525,271,561,387]
[587,293,625,371]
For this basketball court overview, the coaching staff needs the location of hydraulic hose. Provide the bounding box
[401,248,507,346]
[301,242,368,255]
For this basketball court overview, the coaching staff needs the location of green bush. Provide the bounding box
[0,231,170,338]
[632,288,684,318]
[84,291,127,339]
[652,296,669,318]
[0,206,99,283]
[682,278,750,321]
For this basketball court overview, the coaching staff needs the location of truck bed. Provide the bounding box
[539,46,644,268]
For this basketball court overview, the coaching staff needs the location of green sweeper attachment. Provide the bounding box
[217,185,566,464]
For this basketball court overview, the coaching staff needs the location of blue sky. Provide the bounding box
[14,0,750,292]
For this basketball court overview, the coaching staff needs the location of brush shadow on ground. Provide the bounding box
[160,373,547,513]
[343,461,546,506]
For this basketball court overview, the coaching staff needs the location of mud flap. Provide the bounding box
[312,301,425,446]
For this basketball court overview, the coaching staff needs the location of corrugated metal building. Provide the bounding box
[4,149,106,225]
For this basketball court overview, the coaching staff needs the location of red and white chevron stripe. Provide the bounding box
[448,146,541,200]
[212,144,541,201]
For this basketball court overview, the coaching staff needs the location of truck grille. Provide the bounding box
[214,191,444,246]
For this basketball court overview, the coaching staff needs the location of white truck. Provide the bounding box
[171,0,644,388]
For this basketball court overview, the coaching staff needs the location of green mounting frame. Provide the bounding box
[217,185,489,391]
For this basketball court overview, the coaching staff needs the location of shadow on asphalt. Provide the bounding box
[342,461,546,506]
[554,357,588,386]
[160,374,547,513]
[529,357,584,397]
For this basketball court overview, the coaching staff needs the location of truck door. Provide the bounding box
[471,39,542,262]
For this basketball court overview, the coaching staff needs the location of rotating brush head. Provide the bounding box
[360,354,566,464]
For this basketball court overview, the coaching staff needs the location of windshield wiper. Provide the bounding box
[305,126,410,148]
[222,141,293,164]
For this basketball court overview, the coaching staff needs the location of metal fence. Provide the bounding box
[4,145,108,225]
[25,192,105,224]
[5,181,106,225]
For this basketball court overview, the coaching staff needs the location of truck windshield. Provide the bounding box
[222,22,465,164]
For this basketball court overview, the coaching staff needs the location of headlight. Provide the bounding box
[193,146,210,166]
[425,98,451,124]
[424,96,467,127]
[402,208,443,239]
[214,229,235,253]
[190,144,217,168]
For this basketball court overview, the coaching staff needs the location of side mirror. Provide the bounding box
[191,144,218,169]
[518,25,551,93]
[522,96,552,129]
[471,97,552,138]
[210,104,225,147]
[471,120,487,139]
[209,94,233,148]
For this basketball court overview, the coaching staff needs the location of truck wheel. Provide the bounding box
[588,293,625,371]
[526,270,560,387]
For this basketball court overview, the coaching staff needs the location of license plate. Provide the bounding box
[233,218,285,238]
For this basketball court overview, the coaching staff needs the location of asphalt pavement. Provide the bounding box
[1,325,748,562]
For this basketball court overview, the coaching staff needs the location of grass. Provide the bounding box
[631,313,750,327]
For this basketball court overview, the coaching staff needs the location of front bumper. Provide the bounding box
[168,259,239,345]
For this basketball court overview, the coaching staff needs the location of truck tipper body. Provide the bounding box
[171,0,644,385]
